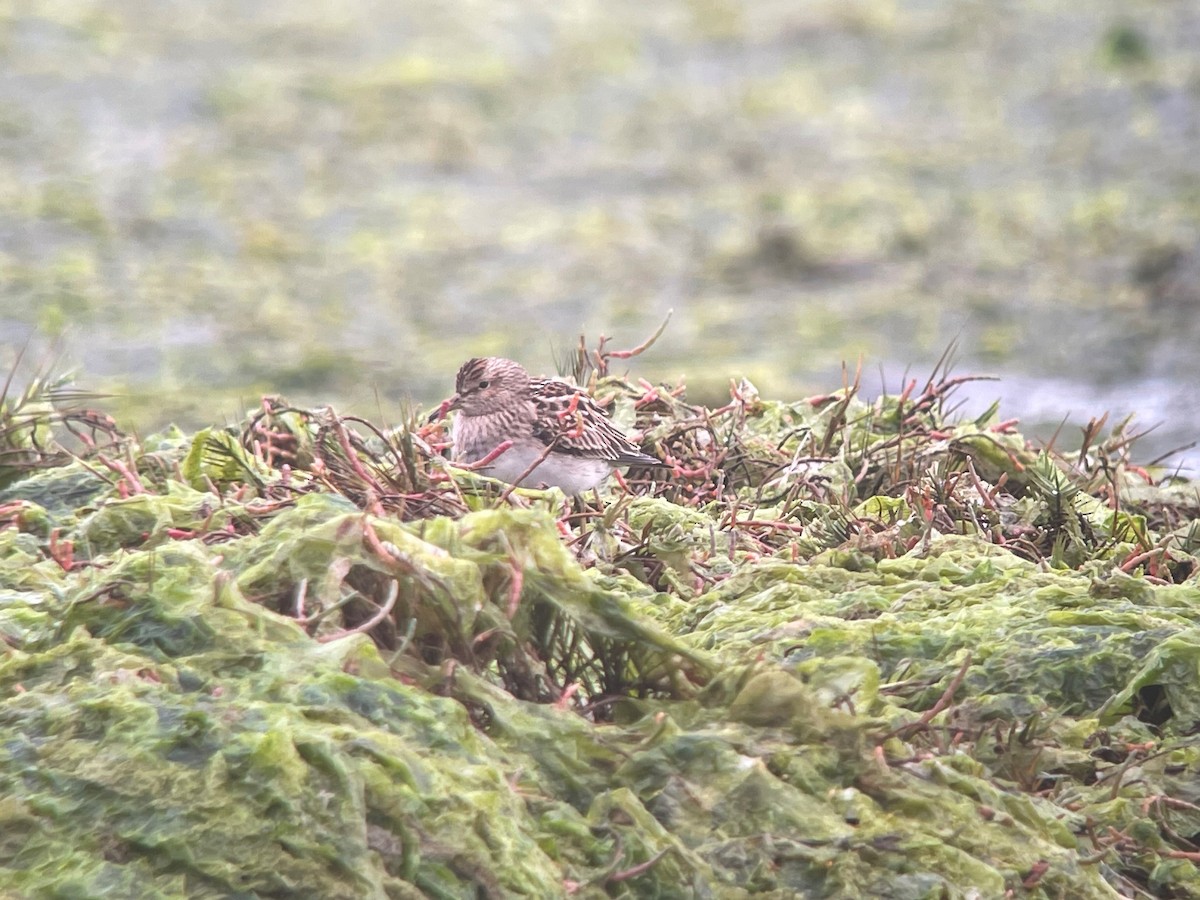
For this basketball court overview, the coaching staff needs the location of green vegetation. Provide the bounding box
[2,0,1199,458]
[2,348,1199,898]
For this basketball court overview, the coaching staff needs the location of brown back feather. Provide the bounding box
[530,379,661,465]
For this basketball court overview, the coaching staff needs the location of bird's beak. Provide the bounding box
[426,395,460,424]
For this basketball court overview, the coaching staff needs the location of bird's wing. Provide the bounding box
[530,379,661,465]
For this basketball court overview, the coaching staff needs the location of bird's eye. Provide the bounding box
[478,380,490,389]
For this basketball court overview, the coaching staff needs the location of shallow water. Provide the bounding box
[1,0,1197,468]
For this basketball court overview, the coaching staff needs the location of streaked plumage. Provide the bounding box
[445,357,662,494]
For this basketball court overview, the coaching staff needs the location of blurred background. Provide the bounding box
[1,0,1198,467]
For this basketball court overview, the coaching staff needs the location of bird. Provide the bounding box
[440,357,663,494]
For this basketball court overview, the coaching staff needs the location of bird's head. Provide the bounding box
[447,357,532,416]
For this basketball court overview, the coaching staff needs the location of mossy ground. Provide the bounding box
[2,354,1200,897]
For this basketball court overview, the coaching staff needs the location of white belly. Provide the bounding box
[484,444,612,494]
[451,414,611,494]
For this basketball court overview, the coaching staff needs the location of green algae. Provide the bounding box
[5,0,1200,469]
[1,372,1200,897]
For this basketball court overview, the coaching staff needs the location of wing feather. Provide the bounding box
[530,379,661,465]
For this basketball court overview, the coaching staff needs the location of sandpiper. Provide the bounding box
[441,357,663,494]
